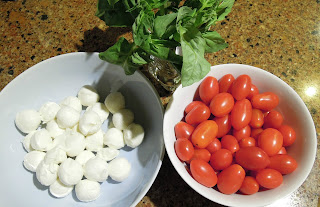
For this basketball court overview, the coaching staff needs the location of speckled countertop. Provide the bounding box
[0,0,319,206]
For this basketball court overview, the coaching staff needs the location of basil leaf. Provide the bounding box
[154,13,177,38]
[202,31,228,53]
[217,0,235,21]
[132,10,154,46]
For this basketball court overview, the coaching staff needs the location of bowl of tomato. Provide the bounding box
[163,64,317,207]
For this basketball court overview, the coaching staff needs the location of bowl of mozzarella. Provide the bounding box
[0,52,164,207]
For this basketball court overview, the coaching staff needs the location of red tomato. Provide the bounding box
[258,128,283,156]
[174,121,194,140]
[268,154,298,174]
[191,120,218,148]
[185,104,210,125]
[247,84,259,100]
[263,110,284,129]
[199,76,219,105]
[251,128,263,139]
[210,149,233,171]
[250,109,264,128]
[190,159,217,187]
[214,114,232,138]
[235,147,270,171]
[206,138,221,153]
[251,92,279,111]
[231,99,252,130]
[239,137,256,148]
[219,74,235,93]
[278,125,296,147]
[209,93,234,117]
[256,169,283,189]
[233,125,251,141]
[187,148,211,163]
[217,164,246,194]
[239,176,259,195]
[185,101,206,114]
[277,147,287,155]
[231,75,252,101]
[174,139,194,161]
[221,135,240,154]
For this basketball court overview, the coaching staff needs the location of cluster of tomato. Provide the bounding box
[174,74,298,195]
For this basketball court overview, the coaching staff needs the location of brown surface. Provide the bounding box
[0,0,319,206]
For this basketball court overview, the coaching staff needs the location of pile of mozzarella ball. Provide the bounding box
[15,85,145,202]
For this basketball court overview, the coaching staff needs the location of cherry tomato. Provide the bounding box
[256,168,283,189]
[219,74,235,93]
[251,92,279,111]
[210,93,234,117]
[231,75,252,101]
[233,125,251,141]
[258,128,283,156]
[263,110,283,129]
[247,84,259,100]
[239,137,256,148]
[277,147,287,155]
[231,99,252,130]
[251,128,263,139]
[221,135,239,153]
[217,164,246,194]
[185,104,210,125]
[278,125,296,147]
[174,121,194,140]
[190,159,217,187]
[250,109,264,128]
[175,139,194,161]
[185,101,206,114]
[268,154,298,174]
[210,149,233,171]
[191,120,218,148]
[187,148,211,163]
[206,138,221,153]
[235,147,270,171]
[239,176,259,195]
[199,76,219,105]
[213,114,232,138]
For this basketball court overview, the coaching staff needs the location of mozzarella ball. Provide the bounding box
[36,161,59,186]
[46,119,65,138]
[108,157,131,182]
[51,132,67,149]
[123,123,145,148]
[85,130,104,152]
[104,92,125,114]
[22,131,35,152]
[77,85,100,107]
[39,102,61,123]
[30,129,53,151]
[75,150,95,166]
[112,109,134,130]
[96,147,119,161]
[84,157,108,182]
[64,130,85,157]
[79,110,102,136]
[23,151,46,172]
[86,102,109,122]
[56,106,80,129]
[75,179,100,202]
[15,109,41,133]
[103,128,124,149]
[58,158,83,186]
[44,146,67,164]
[60,96,82,112]
[49,179,74,198]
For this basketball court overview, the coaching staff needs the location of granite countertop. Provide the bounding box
[0,0,319,206]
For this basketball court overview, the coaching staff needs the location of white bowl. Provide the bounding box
[163,64,317,207]
[0,52,164,207]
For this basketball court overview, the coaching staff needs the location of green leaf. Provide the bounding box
[154,13,177,38]
[132,10,154,46]
[202,31,228,53]
[107,0,120,7]
[216,0,235,21]
[177,6,195,23]
[179,25,211,86]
